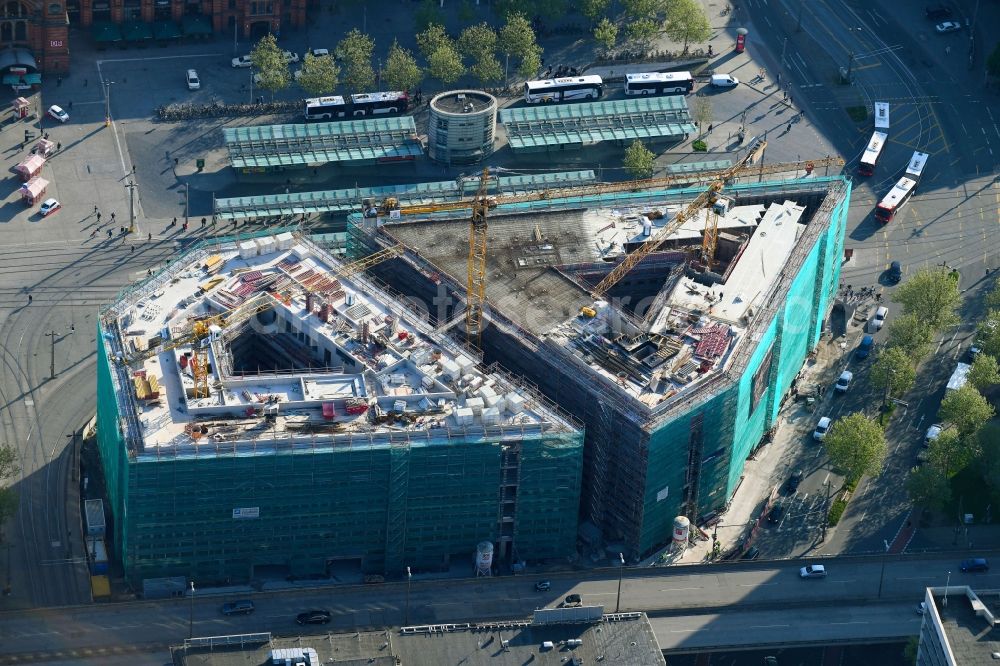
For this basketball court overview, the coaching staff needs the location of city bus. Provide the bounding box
[874,101,890,130]
[857,131,888,176]
[905,150,928,181]
[624,71,695,96]
[875,177,917,223]
[349,91,409,117]
[523,75,604,104]
[304,96,348,121]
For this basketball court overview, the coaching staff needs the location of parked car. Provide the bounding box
[925,6,952,20]
[231,55,253,68]
[935,21,962,33]
[564,593,582,607]
[887,260,902,284]
[767,503,785,524]
[221,600,255,616]
[967,345,982,362]
[186,69,200,90]
[870,306,889,332]
[856,334,874,360]
[800,564,827,579]
[296,609,331,625]
[534,580,551,592]
[710,73,739,88]
[786,470,803,493]
[813,416,831,441]
[961,558,989,573]
[282,50,299,63]
[308,47,330,58]
[834,371,853,393]
[39,198,61,216]
[741,546,761,561]
[925,424,943,445]
[47,104,69,122]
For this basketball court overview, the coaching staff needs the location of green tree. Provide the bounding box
[498,12,543,80]
[417,24,451,61]
[458,22,498,61]
[337,29,376,92]
[594,18,619,54]
[927,427,976,477]
[495,0,566,19]
[824,412,887,481]
[581,0,611,22]
[296,52,340,96]
[0,444,19,533]
[892,268,962,331]
[517,49,542,79]
[870,346,916,398]
[626,18,661,47]
[979,422,1000,492]
[886,313,934,360]
[469,53,504,85]
[905,464,951,511]
[664,0,711,52]
[939,384,995,436]
[985,283,1000,311]
[251,34,290,97]
[427,44,466,85]
[987,42,1000,79]
[414,0,444,32]
[623,140,656,179]
[969,353,1000,391]
[690,96,713,137]
[384,41,423,93]
[622,0,665,20]
[976,311,1000,358]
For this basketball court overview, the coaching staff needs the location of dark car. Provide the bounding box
[221,600,255,616]
[296,609,332,625]
[855,334,874,360]
[887,260,902,284]
[961,558,989,573]
[925,5,952,19]
[786,470,803,494]
[534,580,551,592]
[741,546,761,561]
[564,593,582,607]
[767,504,785,525]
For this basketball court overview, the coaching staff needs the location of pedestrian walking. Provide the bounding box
[147,232,152,241]
[786,122,792,133]
[708,124,713,134]
[201,217,206,227]
[94,204,98,214]
[111,212,116,221]
[130,246,134,254]
[56,142,61,151]
[68,101,73,110]
[97,212,102,223]
[107,229,113,238]
[27,294,32,304]
[171,217,177,227]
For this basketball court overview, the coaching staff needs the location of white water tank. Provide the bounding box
[672,515,690,551]
[476,541,493,576]
[642,217,652,237]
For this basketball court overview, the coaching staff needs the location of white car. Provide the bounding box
[308,48,330,58]
[925,424,942,445]
[186,69,200,91]
[231,55,253,68]
[282,50,299,63]
[800,564,827,579]
[870,306,889,332]
[834,370,853,393]
[710,73,739,88]
[935,21,961,33]
[47,104,69,122]
[813,417,831,441]
[39,198,61,216]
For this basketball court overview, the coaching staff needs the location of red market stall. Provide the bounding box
[11,97,29,119]
[34,138,55,157]
[13,154,45,182]
[19,177,48,206]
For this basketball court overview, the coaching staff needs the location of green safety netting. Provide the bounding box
[92,21,123,43]
[123,21,153,41]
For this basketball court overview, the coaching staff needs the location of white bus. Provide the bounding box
[876,177,917,223]
[349,91,409,117]
[905,151,928,181]
[624,71,694,96]
[304,96,348,121]
[524,75,604,104]
[874,102,890,130]
[858,131,888,176]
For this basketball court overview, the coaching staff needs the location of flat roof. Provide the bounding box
[432,90,495,114]
[931,586,1000,665]
[102,232,577,459]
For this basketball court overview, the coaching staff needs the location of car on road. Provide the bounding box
[967,345,981,362]
[925,424,943,445]
[834,370,853,393]
[186,69,200,90]
[534,580,551,591]
[887,260,902,284]
[870,306,888,332]
[282,50,299,63]
[767,503,785,525]
[800,564,827,579]
[935,21,962,33]
[563,593,582,607]
[221,600,255,615]
[925,6,952,20]
[308,47,330,58]
[47,104,68,122]
[961,558,989,573]
[296,609,331,625]
[741,546,760,561]
[39,198,61,216]
[231,55,253,68]
[786,470,803,493]
[813,416,831,441]
[710,73,739,88]
[856,334,874,360]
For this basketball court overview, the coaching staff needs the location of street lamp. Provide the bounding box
[103,81,114,127]
[877,539,889,598]
[188,581,195,638]
[404,566,412,625]
[944,571,951,607]
[615,552,625,613]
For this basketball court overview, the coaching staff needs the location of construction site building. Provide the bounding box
[95,230,583,589]
[349,174,851,560]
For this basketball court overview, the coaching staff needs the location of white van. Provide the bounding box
[710,73,739,88]
[186,69,201,91]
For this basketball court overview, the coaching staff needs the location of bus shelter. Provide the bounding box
[13,154,44,182]
[499,96,697,153]
[223,116,422,170]
[19,176,48,205]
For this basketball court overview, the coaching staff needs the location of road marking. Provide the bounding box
[669,628,699,633]
[830,620,868,625]
[739,582,778,587]
[97,53,224,64]
[658,587,702,591]
[750,624,790,628]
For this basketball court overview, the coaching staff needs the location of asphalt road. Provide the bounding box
[0,551,981,660]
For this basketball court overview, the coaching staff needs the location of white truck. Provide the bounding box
[946,362,971,394]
